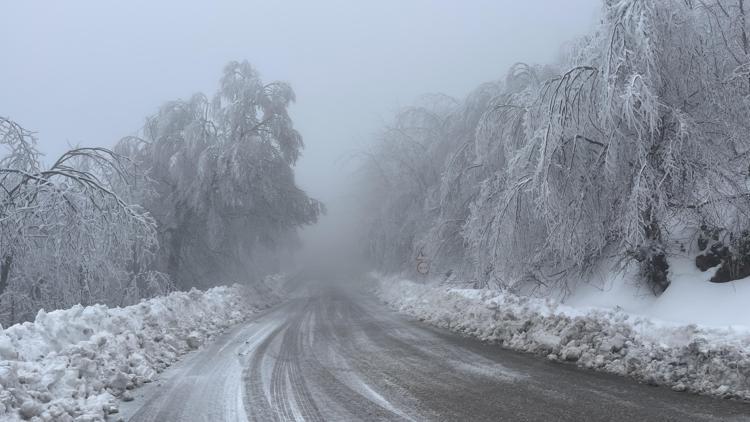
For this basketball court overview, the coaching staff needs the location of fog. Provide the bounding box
[1,0,599,267]
[7,4,750,419]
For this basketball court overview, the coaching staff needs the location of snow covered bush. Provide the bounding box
[0,282,279,421]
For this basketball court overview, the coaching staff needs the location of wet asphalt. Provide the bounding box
[124,281,750,421]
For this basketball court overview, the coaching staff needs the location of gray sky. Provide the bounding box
[1,1,599,259]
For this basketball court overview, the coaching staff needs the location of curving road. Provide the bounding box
[122,281,750,422]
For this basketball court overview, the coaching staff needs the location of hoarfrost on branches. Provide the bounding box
[0,118,167,325]
[358,0,750,294]
[114,61,323,288]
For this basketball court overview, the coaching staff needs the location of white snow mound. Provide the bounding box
[0,280,280,421]
[375,273,750,401]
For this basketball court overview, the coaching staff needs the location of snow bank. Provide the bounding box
[564,256,750,327]
[375,273,750,401]
[0,280,281,421]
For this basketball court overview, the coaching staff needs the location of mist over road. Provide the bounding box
[123,279,750,422]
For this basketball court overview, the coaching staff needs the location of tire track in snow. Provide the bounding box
[245,301,324,422]
[125,306,284,422]
[126,282,750,422]
[304,294,417,421]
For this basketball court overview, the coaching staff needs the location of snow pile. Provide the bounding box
[0,280,281,421]
[375,274,750,401]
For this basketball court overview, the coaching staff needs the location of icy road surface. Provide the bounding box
[123,284,750,421]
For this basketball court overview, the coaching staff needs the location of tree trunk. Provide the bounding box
[741,0,750,92]
[167,228,183,285]
[642,208,670,295]
[0,254,12,296]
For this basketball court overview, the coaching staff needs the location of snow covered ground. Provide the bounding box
[563,256,750,328]
[375,272,750,402]
[0,277,283,421]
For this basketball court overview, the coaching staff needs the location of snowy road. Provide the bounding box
[123,283,750,421]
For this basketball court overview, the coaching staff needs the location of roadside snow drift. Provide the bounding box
[0,281,280,421]
[375,274,750,401]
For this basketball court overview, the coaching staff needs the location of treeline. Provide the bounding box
[359,0,750,295]
[0,61,322,324]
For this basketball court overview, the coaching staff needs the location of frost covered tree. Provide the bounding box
[360,0,750,295]
[359,95,460,275]
[358,86,507,281]
[0,117,166,324]
[468,0,750,293]
[115,61,323,288]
